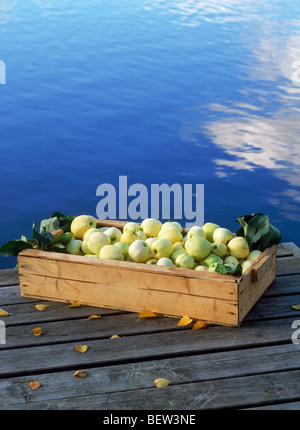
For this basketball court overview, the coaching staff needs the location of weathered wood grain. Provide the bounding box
[0,343,298,407]
[0,268,19,287]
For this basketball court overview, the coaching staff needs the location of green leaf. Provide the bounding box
[50,231,74,245]
[246,214,270,246]
[0,240,33,257]
[231,264,243,276]
[256,224,281,251]
[50,212,74,232]
[39,217,60,234]
[32,222,53,249]
[208,263,232,275]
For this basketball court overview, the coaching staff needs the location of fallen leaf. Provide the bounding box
[67,302,81,308]
[110,334,120,339]
[192,320,207,330]
[0,308,12,317]
[75,344,88,353]
[73,370,87,378]
[138,309,157,320]
[87,314,101,319]
[177,315,193,326]
[154,378,172,388]
[35,304,49,311]
[28,381,42,390]
[292,304,300,310]
[30,327,44,336]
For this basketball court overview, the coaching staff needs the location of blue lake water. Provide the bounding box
[1,0,300,269]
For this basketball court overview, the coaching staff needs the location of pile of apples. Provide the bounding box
[66,215,262,275]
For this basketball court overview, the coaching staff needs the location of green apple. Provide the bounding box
[210,242,228,258]
[227,237,250,259]
[185,236,211,261]
[212,228,234,245]
[202,253,223,267]
[103,227,122,244]
[70,215,97,240]
[151,238,173,260]
[146,258,157,264]
[171,249,187,263]
[224,255,239,269]
[86,231,111,255]
[247,250,262,262]
[66,239,84,255]
[141,218,162,238]
[119,230,139,245]
[158,225,183,244]
[83,227,100,241]
[99,244,124,260]
[99,226,109,232]
[202,222,220,242]
[242,259,253,275]
[195,265,208,271]
[187,226,206,239]
[157,257,174,267]
[81,239,93,255]
[128,240,151,263]
[175,253,195,269]
[114,241,129,259]
[123,222,142,234]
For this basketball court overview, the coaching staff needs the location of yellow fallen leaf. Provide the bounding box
[73,370,87,378]
[154,378,172,388]
[138,309,157,320]
[30,327,44,336]
[0,308,12,317]
[35,304,49,311]
[67,302,81,308]
[75,344,88,353]
[192,320,207,330]
[87,314,101,319]
[28,381,42,390]
[292,304,300,310]
[177,315,193,326]
[110,334,120,339]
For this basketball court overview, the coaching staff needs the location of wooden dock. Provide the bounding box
[0,242,300,410]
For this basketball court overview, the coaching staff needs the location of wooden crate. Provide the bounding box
[18,219,277,327]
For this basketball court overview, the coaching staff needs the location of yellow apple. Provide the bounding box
[227,237,250,259]
[119,230,139,245]
[175,253,195,269]
[66,239,84,255]
[195,265,208,271]
[99,244,124,260]
[81,239,93,255]
[210,242,228,258]
[128,240,151,263]
[158,226,183,244]
[123,222,141,234]
[145,237,158,248]
[247,250,262,262]
[212,228,234,245]
[242,259,253,274]
[70,215,97,240]
[187,226,206,239]
[161,221,182,232]
[157,257,174,267]
[202,222,220,242]
[185,236,211,261]
[103,227,122,244]
[146,258,157,264]
[141,218,162,237]
[83,227,100,241]
[136,230,147,241]
[173,241,185,252]
[86,231,111,255]
[151,238,173,260]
